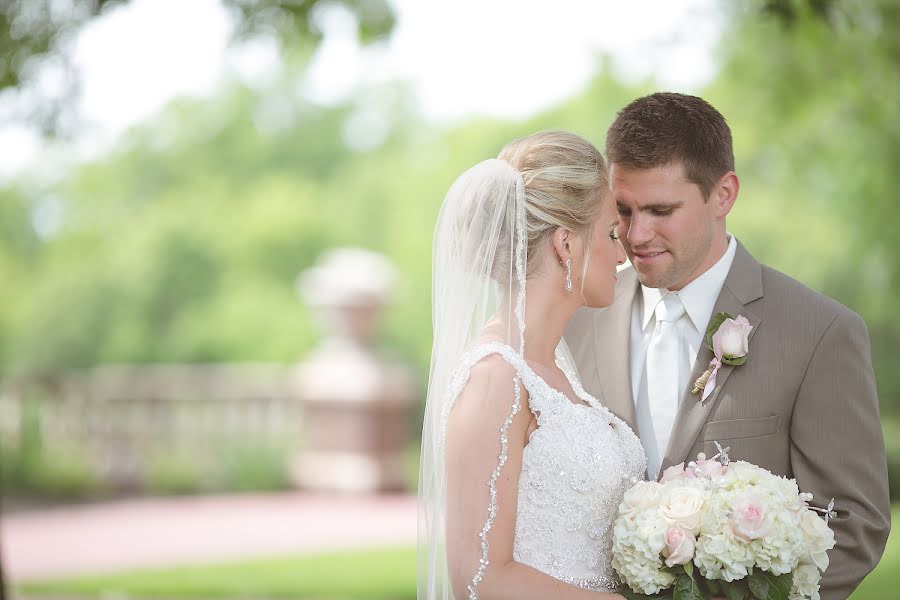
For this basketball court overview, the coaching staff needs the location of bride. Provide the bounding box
[419,131,646,600]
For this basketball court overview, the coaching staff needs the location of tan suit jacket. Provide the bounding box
[564,240,890,600]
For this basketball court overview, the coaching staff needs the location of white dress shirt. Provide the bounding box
[630,234,737,477]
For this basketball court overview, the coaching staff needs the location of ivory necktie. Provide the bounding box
[645,293,686,479]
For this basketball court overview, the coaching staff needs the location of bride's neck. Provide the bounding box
[493,285,578,367]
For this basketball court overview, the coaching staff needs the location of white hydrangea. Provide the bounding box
[790,563,822,600]
[611,481,676,594]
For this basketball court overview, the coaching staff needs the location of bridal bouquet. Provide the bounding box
[611,446,836,600]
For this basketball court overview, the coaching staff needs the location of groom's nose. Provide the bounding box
[625,215,654,247]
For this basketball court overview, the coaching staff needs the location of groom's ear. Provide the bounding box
[711,171,739,218]
[551,227,571,264]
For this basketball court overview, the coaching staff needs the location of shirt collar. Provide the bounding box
[640,233,738,333]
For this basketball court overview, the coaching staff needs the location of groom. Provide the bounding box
[565,92,890,599]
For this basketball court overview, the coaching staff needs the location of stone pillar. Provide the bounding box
[292,248,416,493]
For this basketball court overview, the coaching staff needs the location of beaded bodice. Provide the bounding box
[443,342,647,596]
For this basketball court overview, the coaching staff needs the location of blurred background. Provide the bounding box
[0,0,898,598]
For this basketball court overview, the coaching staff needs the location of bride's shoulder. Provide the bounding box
[467,354,516,388]
[447,347,532,433]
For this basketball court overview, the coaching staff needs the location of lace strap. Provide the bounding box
[438,342,544,442]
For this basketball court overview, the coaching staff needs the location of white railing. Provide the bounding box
[0,364,303,490]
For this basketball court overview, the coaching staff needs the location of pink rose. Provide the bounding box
[729,496,770,541]
[695,459,725,479]
[663,526,696,567]
[712,315,752,359]
[660,462,687,483]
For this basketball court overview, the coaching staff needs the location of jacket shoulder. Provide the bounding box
[758,264,863,328]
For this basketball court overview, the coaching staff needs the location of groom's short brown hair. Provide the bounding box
[605,92,734,200]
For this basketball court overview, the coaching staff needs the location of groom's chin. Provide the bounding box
[633,267,664,289]
[632,258,678,289]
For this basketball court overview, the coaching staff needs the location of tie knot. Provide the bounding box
[654,293,685,323]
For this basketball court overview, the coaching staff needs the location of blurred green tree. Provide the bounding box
[709,0,900,409]
[0,0,395,134]
[2,0,898,416]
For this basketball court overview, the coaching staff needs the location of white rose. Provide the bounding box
[660,486,705,534]
[799,510,835,570]
[620,481,662,517]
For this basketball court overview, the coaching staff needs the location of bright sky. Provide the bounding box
[0,0,723,179]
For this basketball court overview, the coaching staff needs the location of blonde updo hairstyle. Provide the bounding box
[497,130,609,291]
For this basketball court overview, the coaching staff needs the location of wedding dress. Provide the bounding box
[442,341,646,594]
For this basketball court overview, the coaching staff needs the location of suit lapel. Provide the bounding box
[594,268,639,433]
[659,241,764,472]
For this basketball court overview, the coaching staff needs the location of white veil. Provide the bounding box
[417,158,528,600]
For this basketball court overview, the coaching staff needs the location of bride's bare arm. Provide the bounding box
[445,356,623,600]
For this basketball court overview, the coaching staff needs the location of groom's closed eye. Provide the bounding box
[643,201,682,216]
[648,206,676,216]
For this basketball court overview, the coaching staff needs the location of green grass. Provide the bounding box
[849,505,900,600]
[17,546,416,600]
[15,506,900,599]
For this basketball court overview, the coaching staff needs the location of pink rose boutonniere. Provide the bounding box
[691,312,752,401]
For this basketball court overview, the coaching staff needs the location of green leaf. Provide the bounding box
[722,581,747,600]
[760,571,793,600]
[706,579,721,595]
[674,573,707,600]
[722,354,748,366]
[683,562,694,578]
[748,572,769,600]
[704,312,732,349]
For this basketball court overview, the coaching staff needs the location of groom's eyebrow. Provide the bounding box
[617,200,683,214]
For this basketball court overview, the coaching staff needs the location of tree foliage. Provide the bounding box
[0,0,394,134]
[710,0,900,401]
[1,0,898,411]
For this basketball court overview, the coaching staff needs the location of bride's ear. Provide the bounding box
[551,227,572,265]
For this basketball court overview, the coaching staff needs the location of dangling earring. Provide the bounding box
[565,259,572,293]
